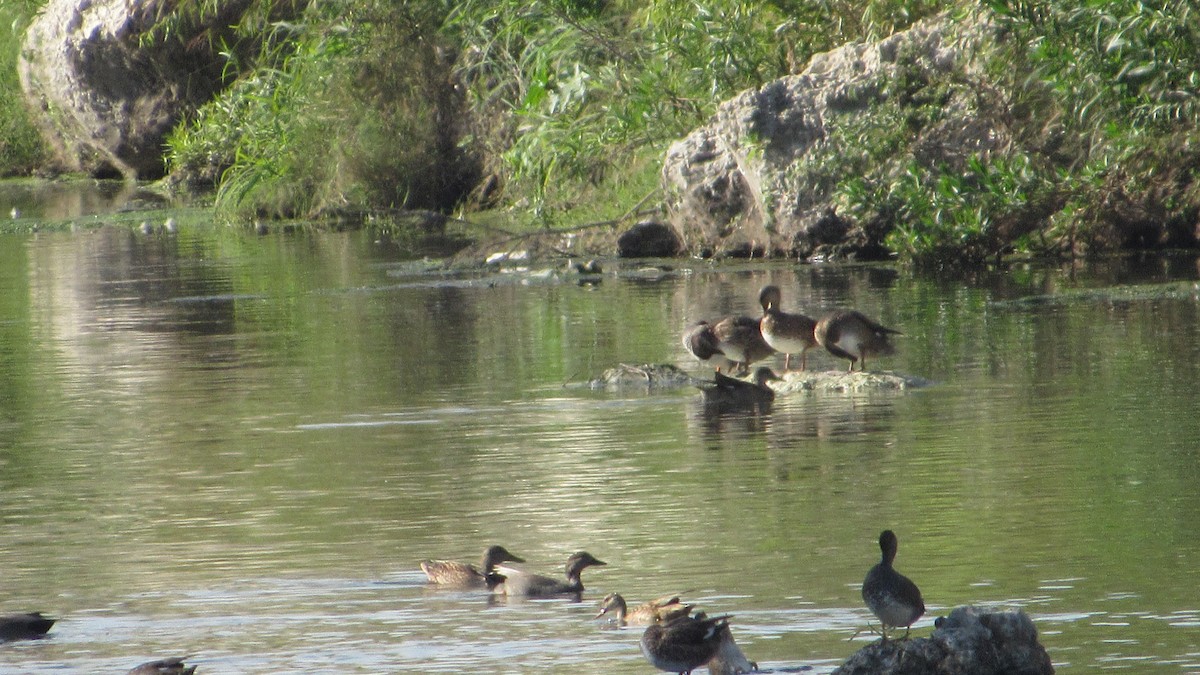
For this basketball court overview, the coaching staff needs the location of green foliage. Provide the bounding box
[163,0,949,228]
[983,0,1200,252]
[168,2,474,220]
[860,154,1055,267]
[0,1,47,176]
[446,0,945,224]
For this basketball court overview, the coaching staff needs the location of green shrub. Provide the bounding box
[168,2,475,220]
[0,1,47,176]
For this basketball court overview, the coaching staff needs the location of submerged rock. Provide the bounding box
[774,369,932,393]
[586,364,708,390]
[834,607,1054,675]
[584,363,929,392]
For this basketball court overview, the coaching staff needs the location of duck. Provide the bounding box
[640,612,731,674]
[682,320,736,373]
[758,285,818,371]
[700,367,781,413]
[708,616,759,675]
[861,529,925,641]
[492,551,606,597]
[420,545,525,588]
[0,612,55,641]
[683,316,774,374]
[814,310,901,372]
[595,593,694,626]
[127,657,197,675]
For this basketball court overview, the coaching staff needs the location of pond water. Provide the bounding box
[0,219,1199,674]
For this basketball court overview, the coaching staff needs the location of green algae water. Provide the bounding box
[0,218,1198,672]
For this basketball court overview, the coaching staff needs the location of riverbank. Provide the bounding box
[4,1,1199,267]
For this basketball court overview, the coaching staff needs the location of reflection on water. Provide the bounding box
[0,225,1198,673]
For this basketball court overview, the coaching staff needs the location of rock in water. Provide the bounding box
[586,363,708,390]
[18,0,291,178]
[833,606,1054,675]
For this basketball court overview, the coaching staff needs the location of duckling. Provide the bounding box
[862,530,925,641]
[641,612,731,674]
[0,612,54,641]
[127,657,197,675]
[420,545,524,589]
[595,593,693,626]
[493,551,606,597]
[758,285,818,371]
[700,367,781,413]
[814,310,901,372]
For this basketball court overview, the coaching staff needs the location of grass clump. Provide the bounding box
[0,1,47,176]
[167,2,477,221]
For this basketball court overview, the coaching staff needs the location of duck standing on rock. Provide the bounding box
[862,530,925,642]
[641,612,732,674]
[815,310,901,372]
[683,316,774,374]
[492,551,606,598]
[420,545,524,589]
[758,285,818,371]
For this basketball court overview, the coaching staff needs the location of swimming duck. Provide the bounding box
[127,657,197,675]
[595,593,694,626]
[420,545,525,588]
[640,612,731,674]
[700,367,781,413]
[862,530,925,641]
[493,551,606,597]
[758,285,818,371]
[683,316,774,374]
[0,612,55,641]
[814,310,901,372]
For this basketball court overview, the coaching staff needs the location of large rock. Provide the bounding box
[834,606,1054,675]
[17,0,258,179]
[617,220,682,258]
[661,14,1001,259]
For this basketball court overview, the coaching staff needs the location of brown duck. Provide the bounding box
[814,310,901,371]
[683,316,774,374]
[640,612,731,674]
[758,285,818,371]
[595,593,694,626]
[420,545,524,588]
[700,367,781,414]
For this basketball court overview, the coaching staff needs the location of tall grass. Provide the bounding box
[168,2,475,220]
[0,0,47,176]
[447,0,947,223]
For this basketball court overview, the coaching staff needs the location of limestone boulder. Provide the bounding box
[661,14,1002,259]
[18,0,255,178]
